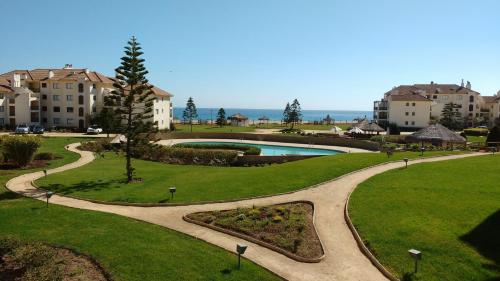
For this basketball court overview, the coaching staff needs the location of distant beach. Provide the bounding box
[173,108,372,123]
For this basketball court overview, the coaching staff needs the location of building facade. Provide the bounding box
[373,81,500,129]
[0,65,173,130]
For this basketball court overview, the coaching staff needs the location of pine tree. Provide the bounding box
[288,99,302,129]
[216,108,226,127]
[439,102,463,130]
[183,97,198,132]
[108,36,156,183]
[283,103,291,125]
[92,106,119,138]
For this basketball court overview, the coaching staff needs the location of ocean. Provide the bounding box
[173,108,372,122]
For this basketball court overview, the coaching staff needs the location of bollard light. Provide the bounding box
[403,158,409,168]
[43,169,47,177]
[45,191,54,208]
[236,244,248,269]
[169,187,176,200]
[420,147,425,156]
[408,249,422,273]
[489,147,497,155]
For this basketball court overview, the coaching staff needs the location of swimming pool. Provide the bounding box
[181,141,341,156]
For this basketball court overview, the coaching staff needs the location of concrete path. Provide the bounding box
[157,138,373,153]
[5,144,484,281]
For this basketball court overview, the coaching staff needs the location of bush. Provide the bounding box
[2,136,41,167]
[34,152,57,161]
[79,138,113,153]
[134,145,238,166]
[487,126,500,145]
[272,215,284,223]
[280,128,303,134]
[464,128,489,136]
[174,143,261,156]
[387,123,401,135]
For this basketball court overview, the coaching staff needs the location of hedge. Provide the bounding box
[133,145,238,166]
[160,132,380,151]
[463,128,489,136]
[173,143,261,155]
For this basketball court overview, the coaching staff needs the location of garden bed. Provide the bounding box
[185,202,324,262]
[0,238,110,281]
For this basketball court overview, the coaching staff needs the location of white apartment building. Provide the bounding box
[0,65,173,130]
[373,81,500,129]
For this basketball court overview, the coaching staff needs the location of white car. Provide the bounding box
[87,125,103,135]
[15,124,30,134]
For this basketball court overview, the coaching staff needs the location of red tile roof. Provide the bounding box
[390,94,431,102]
[482,96,499,103]
[386,83,480,96]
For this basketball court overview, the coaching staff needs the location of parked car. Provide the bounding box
[15,124,30,134]
[30,125,45,134]
[87,125,103,135]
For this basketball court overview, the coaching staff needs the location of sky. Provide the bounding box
[0,0,499,111]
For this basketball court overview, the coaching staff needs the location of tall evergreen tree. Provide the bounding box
[92,106,119,138]
[288,99,302,129]
[216,108,226,127]
[108,36,156,183]
[182,97,198,132]
[283,102,291,125]
[439,102,463,130]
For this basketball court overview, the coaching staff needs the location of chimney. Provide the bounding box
[48,70,54,79]
[84,68,90,74]
[466,81,471,90]
[63,64,73,69]
[430,81,434,85]
[11,73,21,88]
[461,79,464,87]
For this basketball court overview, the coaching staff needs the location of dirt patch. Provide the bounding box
[0,238,109,281]
[186,202,323,260]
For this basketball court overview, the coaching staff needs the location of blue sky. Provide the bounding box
[1,0,499,110]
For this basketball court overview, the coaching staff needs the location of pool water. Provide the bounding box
[181,141,341,156]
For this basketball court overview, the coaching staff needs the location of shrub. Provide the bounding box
[464,128,489,136]
[272,215,284,223]
[388,123,401,135]
[134,145,238,166]
[34,152,57,161]
[280,128,303,134]
[2,136,41,167]
[486,126,500,145]
[79,138,113,153]
[174,143,261,156]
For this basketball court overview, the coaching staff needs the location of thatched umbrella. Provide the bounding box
[228,113,249,126]
[357,122,385,135]
[406,124,466,147]
[258,116,270,126]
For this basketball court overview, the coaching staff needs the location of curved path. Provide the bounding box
[6,143,484,281]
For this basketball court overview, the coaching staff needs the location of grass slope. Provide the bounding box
[37,150,464,204]
[349,155,500,281]
[0,137,280,281]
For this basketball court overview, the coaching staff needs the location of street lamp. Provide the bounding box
[403,158,409,168]
[169,187,176,200]
[236,244,248,269]
[45,191,54,208]
[408,249,422,273]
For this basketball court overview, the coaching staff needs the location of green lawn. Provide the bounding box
[349,155,500,281]
[467,135,487,144]
[36,150,465,204]
[0,137,281,281]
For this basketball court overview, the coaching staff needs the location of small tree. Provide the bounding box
[108,36,156,183]
[487,123,500,145]
[288,99,302,129]
[323,114,333,125]
[182,97,198,132]
[2,136,41,167]
[282,103,291,126]
[440,102,463,130]
[216,108,226,127]
[92,101,119,138]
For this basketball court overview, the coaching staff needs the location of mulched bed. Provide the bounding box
[0,238,109,281]
[186,202,323,260]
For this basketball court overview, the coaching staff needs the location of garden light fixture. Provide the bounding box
[420,147,425,156]
[169,187,176,200]
[45,191,54,207]
[236,244,248,269]
[403,158,409,168]
[408,249,422,273]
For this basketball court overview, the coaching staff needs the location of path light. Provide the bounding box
[420,147,425,156]
[236,244,248,269]
[45,191,54,208]
[489,147,497,155]
[403,158,409,168]
[169,187,176,200]
[408,249,422,273]
[43,169,47,177]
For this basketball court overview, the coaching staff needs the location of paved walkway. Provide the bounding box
[5,144,484,281]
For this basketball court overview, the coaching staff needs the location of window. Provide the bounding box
[30,112,39,122]
[405,121,409,125]
[411,121,415,125]
[405,112,409,116]
[67,118,74,126]
[92,84,96,89]
[156,99,159,103]
[433,95,437,99]
[412,112,415,116]
[53,118,60,125]
[0,106,3,112]
[53,106,60,112]
[41,83,47,88]
[0,118,4,125]
[65,83,73,89]
[9,106,15,116]
[412,103,416,106]
[469,105,474,112]
[469,95,474,103]
[92,107,96,113]
[53,95,60,101]
[9,98,15,104]
[66,95,73,101]
[78,83,84,93]
[78,95,84,105]
[92,95,96,101]
[406,102,409,106]
[162,109,164,113]
[42,118,47,123]
[156,109,159,114]
[53,83,59,89]
[78,107,84,117]
[0,94,4,99]
[442,95,449,100]
[42,106,47,112]
[458,95,463,100]
[66,107,74,113]
[42,94,47,100]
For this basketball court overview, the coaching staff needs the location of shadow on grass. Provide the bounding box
[460,209,500,275]
[44,179,126,195]
[0,191,22,201]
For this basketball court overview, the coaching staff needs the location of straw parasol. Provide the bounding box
[258,116,270,125]
[406,124,466,146]
[357,122,385,135]
[348,127,364,134]
[228,113,249,126]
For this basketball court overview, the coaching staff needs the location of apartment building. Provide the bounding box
[0,65,173,130]
[373,80,500,129]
